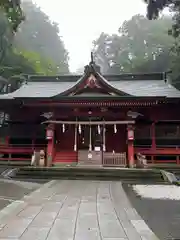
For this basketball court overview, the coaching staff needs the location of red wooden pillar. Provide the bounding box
[46,124,55,167]
[151,122,156,164]
[127,125,134,168]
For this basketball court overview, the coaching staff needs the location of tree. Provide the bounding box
[93,15,173,74]
[144,0,170,20]
[144,0,180,38]
[0,11,13,65]
[17,50,58,75]
[0,0,24,32]
[14,1,69,74]
[0,9,35,79]
[0,9,60,90]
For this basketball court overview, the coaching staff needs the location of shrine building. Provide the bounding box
[0,57,180,167]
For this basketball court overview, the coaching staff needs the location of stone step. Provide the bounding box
[78,161,101,165]
[12,167,165,183]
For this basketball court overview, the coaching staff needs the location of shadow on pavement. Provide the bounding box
[0,178,41,212]
[123,183,180,240]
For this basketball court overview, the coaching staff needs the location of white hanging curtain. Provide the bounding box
[114,124,117,133]
[74,124,77,151]
[89,121,92,151]
[62,124,65,133]
[98,124,101,135]
[78,124,81,134]
[103,124,106,151]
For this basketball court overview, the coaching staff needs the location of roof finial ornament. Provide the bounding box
[90,51,94,64]
[83,51,101,73]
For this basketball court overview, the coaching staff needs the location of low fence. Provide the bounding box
[0,144,47,163]
[135,146,180,164]
[102,152,127,167]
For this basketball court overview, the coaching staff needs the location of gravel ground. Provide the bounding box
[123,183,180,240]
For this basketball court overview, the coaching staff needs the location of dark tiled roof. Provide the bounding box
[4,82,74,98]
[110,80,180,97]
[0,79,179,99]
[0,68,180,99]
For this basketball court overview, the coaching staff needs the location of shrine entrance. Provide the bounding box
[77,124,104,166]
[50,120,134,167]
[78,125,103,151]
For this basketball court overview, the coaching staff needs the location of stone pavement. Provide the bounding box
[0,180,159,240]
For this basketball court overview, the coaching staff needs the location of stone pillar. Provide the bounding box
[46,124,54,167]
[127,124,134,168]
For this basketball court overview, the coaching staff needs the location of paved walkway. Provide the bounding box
[0,180,159,240]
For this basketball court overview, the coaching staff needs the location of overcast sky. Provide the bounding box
[33,0,146,72]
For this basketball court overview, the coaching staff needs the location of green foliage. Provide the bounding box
[16,50,58,75]
[144,0,180,39]
[93,15,173,74]
[0,0,69,86]
[14,1,69,74]
[0,11,13,64]
[143,1,180,85]
[144,0,170,20]
[0,0,24,32]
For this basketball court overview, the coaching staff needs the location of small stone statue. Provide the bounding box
[136,153,148,168]
[31,151,40,166]
[39,149,45,167]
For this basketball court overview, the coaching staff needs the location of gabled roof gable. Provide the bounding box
[53,61,131,98]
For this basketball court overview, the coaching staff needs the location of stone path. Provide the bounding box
[0,180,159,240]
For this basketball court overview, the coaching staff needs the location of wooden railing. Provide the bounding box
[135,145,180,164]
[0,144,46,152]
[0,144,48,164]
[135,146,180,155]
[102,152,126,167]
[0,143,47,147]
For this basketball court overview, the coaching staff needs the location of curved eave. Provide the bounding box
[96,72,132,96]
[20,96,167,103]
[52,70,132,98]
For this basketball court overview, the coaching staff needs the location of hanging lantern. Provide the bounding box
[114,124,117,133]
[98,125,101,135]
[46,129,53,140]
[128,128,134,140]
[78,124,81,134]
[62,124,65,133]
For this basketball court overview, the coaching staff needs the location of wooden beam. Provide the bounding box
[42,120,135,125]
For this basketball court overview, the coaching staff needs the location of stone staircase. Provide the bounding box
[12,167,166,183]
[77,150,102,167]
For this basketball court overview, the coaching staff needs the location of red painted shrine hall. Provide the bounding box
[0,58,180,167]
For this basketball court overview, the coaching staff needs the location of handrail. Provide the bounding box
[0,144,46,148]
[135,145,180,148]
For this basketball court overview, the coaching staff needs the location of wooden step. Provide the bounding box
[54,151,78,163]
